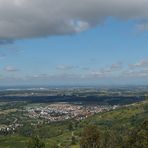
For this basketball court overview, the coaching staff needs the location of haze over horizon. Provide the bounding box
[0,0,148,86]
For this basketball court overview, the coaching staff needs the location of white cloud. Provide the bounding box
[90,62,123,77]
[0,0,148,42]
[4,66,19,72]
[129,59,148,68]
[122,69,148,77]
[69,20,90,33]
[56,65,77,71]
[110,63,123,71]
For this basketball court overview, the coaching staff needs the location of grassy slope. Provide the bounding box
[82,100,148,129]
[0,99,147,148]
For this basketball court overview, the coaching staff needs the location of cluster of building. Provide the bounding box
[27,103,119,122]
[0,123,22,135]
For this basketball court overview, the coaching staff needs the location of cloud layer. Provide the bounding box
[1,59,148,85]
[0,0,148,42]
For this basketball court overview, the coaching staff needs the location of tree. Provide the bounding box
[68,122,73,131]
[80,125,101,148]
[126,120,148,148]
[19,124,33,137]
[27,136,45,148]
[71,136,76,145]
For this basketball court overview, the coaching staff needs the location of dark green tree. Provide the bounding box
[80,125,101,148]
[27,136,45,148]
[126,120,148,148]
[71,136,76,145]
[68,122,73,131]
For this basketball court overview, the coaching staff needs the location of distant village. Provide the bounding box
[0,102,119,135]
[27,103,119,122]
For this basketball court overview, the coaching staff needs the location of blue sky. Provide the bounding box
[0,1,148,86]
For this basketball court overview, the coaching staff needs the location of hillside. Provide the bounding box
[82,99,148,128]
[0,99,147,148]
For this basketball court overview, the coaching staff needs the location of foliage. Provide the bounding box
[80,125,101,148]
[126,120,148,148]
[27,136,45,148]
[79,120,148,148]
[71,136,76,145]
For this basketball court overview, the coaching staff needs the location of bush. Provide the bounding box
[27,136,45,148]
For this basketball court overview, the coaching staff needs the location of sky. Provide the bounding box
[0,0,148,86]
